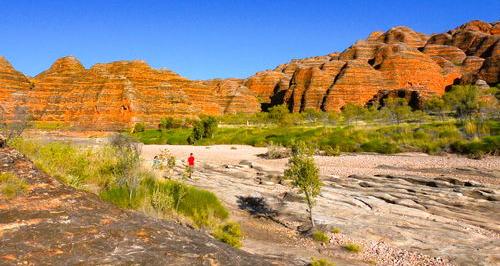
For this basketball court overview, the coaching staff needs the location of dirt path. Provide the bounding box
[142,144,500,265]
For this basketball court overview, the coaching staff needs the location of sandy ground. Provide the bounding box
[142,144,500,185]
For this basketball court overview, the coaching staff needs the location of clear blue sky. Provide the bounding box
[1,0,498,79]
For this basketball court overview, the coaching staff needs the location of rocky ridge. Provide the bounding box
[0,20,498,129]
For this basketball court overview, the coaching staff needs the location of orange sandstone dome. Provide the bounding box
[0,20,498,130]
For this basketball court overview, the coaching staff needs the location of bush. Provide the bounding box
[99,184,146,209]
[310,258,336,266]
[133,123,145,133]
[187,116,218,144]
[450,136,500,159]
[312,230,329,243]
[213,221,243,248]
[322,145,341,156]
[158,117,182,130]
[142,178,229,227]
[343,243,362,253]
[360,139,400,154]
[444,85,481,119]
[265,142,291,159]
[0,172,27,199]
[331,227,341,234]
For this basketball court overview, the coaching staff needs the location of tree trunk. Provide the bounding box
[305,191,315,227]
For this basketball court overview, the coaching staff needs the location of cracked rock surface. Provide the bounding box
[143,145,500,266]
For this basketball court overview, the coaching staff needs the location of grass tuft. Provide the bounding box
[342,243,362,253]
[0,172,28,199]
[213,221,243,248]
[331,227,341,234]
[312,230,330,243]
[310,257,336,266]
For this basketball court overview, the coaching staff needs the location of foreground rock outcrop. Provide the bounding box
[0,20,498,129]
[0,148,272,265]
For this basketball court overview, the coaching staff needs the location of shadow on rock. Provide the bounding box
[236,196,278,218]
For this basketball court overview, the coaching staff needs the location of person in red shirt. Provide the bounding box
[188,153,195,167]
[187,153,195,178]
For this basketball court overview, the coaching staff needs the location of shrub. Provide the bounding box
[331,227,341,234]
[187,116,218,144]
[99,184,146,209]
[360,139,400,154]
[343,243,362,253]
[133,123,145,133]
[312,230,329,243]
[213,221,243,248]
[0,172,27,199]
[383,98,412,124]
[265,142,291,159]
[444,85,482,119]
[341,103,366,125]
[158,117,179,130]
[322,145,340,156]
[310,258,336,266]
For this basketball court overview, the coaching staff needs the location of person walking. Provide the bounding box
[187,153,195,178]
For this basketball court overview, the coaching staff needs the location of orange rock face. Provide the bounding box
[0,20,497,130]
[246,20,497,112]
[0,57,32,121]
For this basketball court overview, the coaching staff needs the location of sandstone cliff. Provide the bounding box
[0,20,498,130]
[248,20,498,112]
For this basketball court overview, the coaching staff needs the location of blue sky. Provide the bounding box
[0,0,498,79]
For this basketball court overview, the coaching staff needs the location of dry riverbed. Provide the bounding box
[143,145,500,266]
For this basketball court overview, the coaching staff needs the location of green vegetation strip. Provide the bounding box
[133,121,499,158]
[9,138,242,247]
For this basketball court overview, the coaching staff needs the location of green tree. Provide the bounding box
[284,142,322,227]
[133,122,145,133]
[341,103,365,125]
[201,116,218,138]
[302,108,322,123]
[268,104,294,125]
[423,96,449,120]
[383,98,412,124]
[187,116,218,144]
[444,85,481,119]
[159,117,175,130]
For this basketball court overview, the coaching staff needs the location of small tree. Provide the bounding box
[133,122,145,133]
[202,116,218,138]
[284,142,322,227]
[341,103,365,126]
[268,104,294,125]
[159,117,175,130]
[187,116,218,144]
[444,85,481,119]
[302,108,322,123]
[0,105,31,142]
[423,96,449,120]
[383,98,411,124]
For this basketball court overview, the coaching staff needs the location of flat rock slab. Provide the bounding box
[0,148,272,265]
[175,159,500,265]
